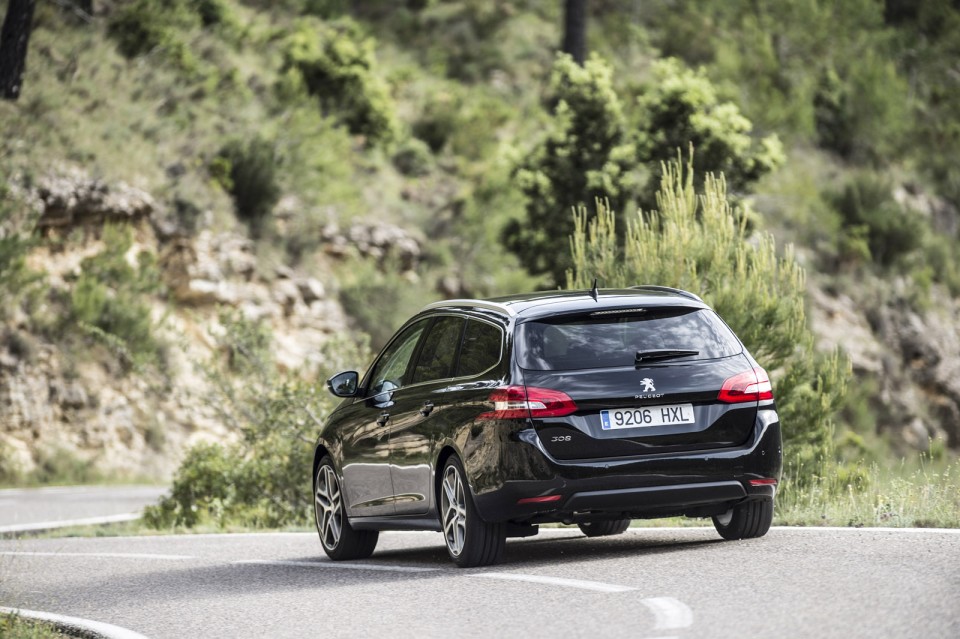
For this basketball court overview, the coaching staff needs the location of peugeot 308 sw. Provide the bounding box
[314,287,782,567]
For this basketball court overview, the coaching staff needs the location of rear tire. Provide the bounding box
[578,519,631,537]
[315,456,379,560]
[712,499,773,540]
[440,456,505,568]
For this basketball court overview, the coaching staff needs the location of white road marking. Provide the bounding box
[0,605,151,639]
[0,513,142,534]
[470,572,637,593]
[0,551,195,560]
[769,526,960,535]
[641,597,694,630]
[232,559,439,573]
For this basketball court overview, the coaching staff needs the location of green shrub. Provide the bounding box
[633,58,785,202]
[0,232,44,322]
[69,224,163,368]
[829,172,923,267]
[813,55,909,163]
[280,17,398,144]
[392,137,433,176]
[338,258,431,351]
[108,0,195,59]
[144,312,372,529]
[567,156,850,491]
[507,53,638,284]
[213,137,281,237]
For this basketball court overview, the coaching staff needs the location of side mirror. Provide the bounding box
[327,371,360,398]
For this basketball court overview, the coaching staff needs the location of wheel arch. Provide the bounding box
[434,445,460,510]
[313,442,333,488]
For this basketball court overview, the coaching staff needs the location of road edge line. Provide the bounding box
[0,606,150,639]
[0,513,141,535]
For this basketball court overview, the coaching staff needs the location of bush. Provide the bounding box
[829,172,923,267]
[69,224,163,368]
[507,53,637,284]
[813,55,909,163]
[633,58,785,202]
[213,137,281,237]
[144,312,372,529]
[567,155,850,491]
[280,17,397,144]
[392,137,433,177]
[338,258,430,351]
[0,196,43,323]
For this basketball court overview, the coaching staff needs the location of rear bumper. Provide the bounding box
[471,408,782,524]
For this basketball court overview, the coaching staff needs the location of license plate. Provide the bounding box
[600,403,695,429]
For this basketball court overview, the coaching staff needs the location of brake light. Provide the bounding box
[718,367,773,403]
[479,386,578,419]
[749,478,778,486]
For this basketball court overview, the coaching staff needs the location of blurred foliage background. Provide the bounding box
[2,0,959,526]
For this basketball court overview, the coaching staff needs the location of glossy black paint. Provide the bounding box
[315,289,783,533]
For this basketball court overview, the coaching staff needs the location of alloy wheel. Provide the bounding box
[441,464,467,557]
[315,465,343,550]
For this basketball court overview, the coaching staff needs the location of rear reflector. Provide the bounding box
[748,478,778,486]
[718,367,773,403]
[517,495,563,505]
[479,386,578,419]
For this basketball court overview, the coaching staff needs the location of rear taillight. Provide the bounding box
[479,385,578,419]
[718,367,773,403]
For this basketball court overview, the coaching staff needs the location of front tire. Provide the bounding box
[712,499,773,540]
[440,456,505,568]
[315,456,378,560]
[578,518,631,537]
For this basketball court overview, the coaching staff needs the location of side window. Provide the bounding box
[411,316,465,384]
[368,320,428,395]
[457,319,503,377]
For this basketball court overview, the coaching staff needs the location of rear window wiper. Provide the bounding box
[635,349,700,363]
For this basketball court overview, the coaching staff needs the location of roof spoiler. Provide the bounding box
[629,285,704,303]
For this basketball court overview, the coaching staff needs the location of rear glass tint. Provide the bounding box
[516,308,741,371]
[457,319,502,377]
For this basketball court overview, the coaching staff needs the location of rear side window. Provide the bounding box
[516,308,741,371]
[411,316,465,384]
[457,319,503,377]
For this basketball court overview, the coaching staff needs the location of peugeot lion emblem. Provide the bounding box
[641,378,656,392]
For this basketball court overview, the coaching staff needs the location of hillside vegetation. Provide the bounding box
[0,0,958,526]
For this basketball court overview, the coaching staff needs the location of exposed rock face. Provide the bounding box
[810,286,960,450]
[320,221,422,271]
[30,167,156,232]
[1,171,353,479]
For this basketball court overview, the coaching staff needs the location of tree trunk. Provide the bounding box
[562,0,588,65]
[0,0,37,101]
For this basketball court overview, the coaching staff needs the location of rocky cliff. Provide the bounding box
[0,169,421,480]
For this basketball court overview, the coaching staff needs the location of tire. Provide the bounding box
[578,518,631,537]
[440,456,505,568]
[712,499,774,540]
[314,456,379,560]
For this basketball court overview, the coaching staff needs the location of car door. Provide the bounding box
[340,319,428,518]
[387,315,465,516]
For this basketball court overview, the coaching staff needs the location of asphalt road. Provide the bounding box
[0,485,167,530]
[1,527,957,638]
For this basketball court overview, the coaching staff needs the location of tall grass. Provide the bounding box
[777,455,960,528]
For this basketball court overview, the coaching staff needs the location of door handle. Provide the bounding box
[376,412,390,426]
[419,401,435,417]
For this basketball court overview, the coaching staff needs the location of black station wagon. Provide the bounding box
[314,287,782,567]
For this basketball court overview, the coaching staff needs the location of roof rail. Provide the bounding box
[421,299,517,317]
[629,285,704,303]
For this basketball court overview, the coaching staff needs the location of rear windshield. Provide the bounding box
[516,308,742,371]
